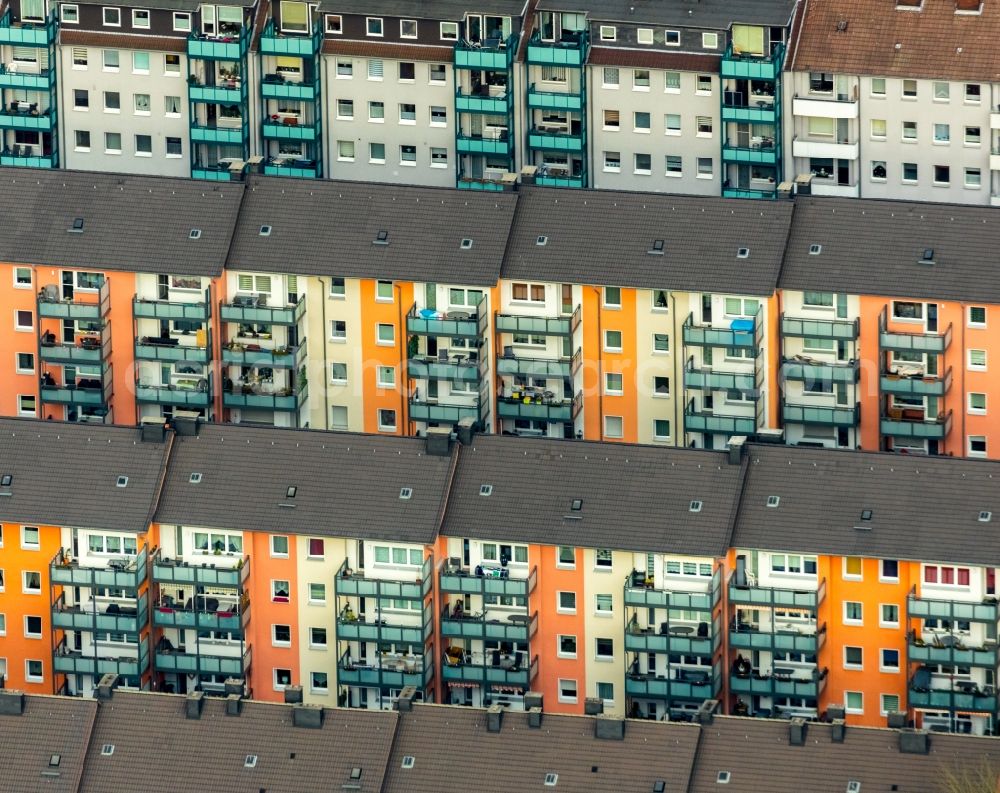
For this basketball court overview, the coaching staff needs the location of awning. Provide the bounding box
[447,681,480,689]
[492,684,524,693]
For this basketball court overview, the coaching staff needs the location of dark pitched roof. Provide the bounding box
[226,178,517,287]
[788,0,1000,82]
[780,197,1000,303]
[78,691,397,793]
[502,187,792,295]
[0,693,96,793]
[154,425,455,543]
[733,444,1000,566]
[688,718,1000,793]
[441,436,743,556]
[588,45,721,71]
[537,0,797,28]
[0,170,241,276]
[382,704,700,793]
[0,418,170,533]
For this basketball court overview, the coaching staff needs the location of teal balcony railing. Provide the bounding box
[53,636,149,679]
[406,303,486,339]
[338,652,433,690]
[495,307,580,337]
[187,25,250,60]
[220,296,305,326]
[526,30,588,66]
[720,42,784,81]
[880,368,952,397]
[0,9,57,46]
[259,19,322,56]
[50,547,148,590]
[780,314,859,340]
[335,557,432,602]
[454,35,516,70]
[782,402,860,427]
[51,591,149,634]
[151,551,250,589]
[408,400,480,423]
[440,605,538,643]
[626,663,722,702]
[156,645,251,677]
[728,572,826,611]
[441,654,538,688]
[730,667,827,699]
[439,562,537,599]
[153,601,249,634]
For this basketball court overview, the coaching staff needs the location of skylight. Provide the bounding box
[116,476,128,488]
[189,473,202,484]
[766,496,780,508]
[536,235,548,246]
[460,238,473,250]
[0,474,10,487]
[690,500,703,513]
[648,239,665,255]
[259,225,272,236]
[860,509,873,521]
[68,218,84,233]
[809,244,822,255]
[717,771,731,784]
[400,487,413,500]
[737,247,750,259]
[286,486,297,499]
[571,499,583,511]
[401,757,415,769]
[350,768,363,780]
[101,745,114,757]
[480,485,493,497]
[979,511,992,523]
[544,773,558,787]
[374,230,389,245]
[189,229,202,240]
[244,755,257,768]
[49,755,61,768]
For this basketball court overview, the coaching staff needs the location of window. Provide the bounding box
[653,333,670,354]
[664,560,713,578]
[0,614,4,635]
[601,286,622,308]
[634,111,651,132]
[330,320,346,341]
[270,535,289,557]
[769,554,818,576]
[965,83,981,103]
[902,121,917,141]
[192,531,242,555]
[968,393,990,416]
[902,163,918,182]
[844,601,862,624]
[73,89,89,110]
[902,79,917,98]
[969,306,987,327]
[880,604,899,627]
[273,669,292,689]
[653,419,671,440]
[933,123,950,143]
[62,4,79,22]
[103,49,119,70]
[336,99,353,120]
[21,527,39,550]
[165,137,182,157]
[134,93,150,114]
[880,559,899,581]
[870,119,886,139]
[430,106,447,125]
[272,624,291,646]
[132,9,149,27]
[965,125,981,145]
[653,376,670,396]
[968,349,986,370]
[881,649,900,672]
[104,132,121,154]
[665,71,681,92]
[923,564,972,586]
[880,694,900,716]
[272,580,290,602]
[697,158,713,177]
[702,31,718,48]
[663,114,682,137]
[844,646,863,669]
[378,409,397,432]
[430,64,446,83]
[965,167,982,188]
[603,67,619,87]
[844,556,862,580]
[558,635,577,657]
[558,679,578,703]
[845,691,863,714]
[24,615,42,638]
[400,18,417,38]
[870,77,886,96]
[25,660,43,682]
[336,60,352,77]
[16,352,34,373]
[328,278,346,299]
[72,47,87,66]
[602,109,619,130]
[595,638,614,659]
[103,6,120,26]
[376,280,394,301]
[440,21,458,40]
[934,165,950,185]
[511,282,545,303]
[871,160,886,180]
[330,362,347,384]
[595,549,613,569]
[603,150,621,171]
[368,59,383,79]
[14,310,32,331]
[104,91,120,112]
[310,672,328,692]
[633,69,650,89]
[697,74,712,94]
[398,103,416,123]
[23,571,41,594]
[376,323,395,345]
[637,27,653,44]
[368,101,384,121]
[369,142,385,163]
[696,116,713,136]
[599,24,616,41]
[164,54,180,75]
[933,82,949,100]
[309,583,326,603]
[13,268,31,290]
[557,547,575,567]
[173,12,191,31]
[603,330,623,353]
[377,366,395,388]
[970,436,988,457]
[557,591,576,613]
[399,145,417,164]
[165,95,181,116]
[366,16,383,36]
[595,593,613,614]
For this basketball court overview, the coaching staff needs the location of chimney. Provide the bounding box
[171,410,201,437]
[139,417,167,442]
[527,707,543,728]
[225,693,242,716]
[886,711,907,729]
[425,426,452,456]
[826,705,845,721]
[583,697,604,716]
[283,685,303,705]
[185,691,204,720]
[95,674,117,700]
[224,678,244,697]
[594,714,625,741]
[831,719,846,743]
[0,690,25,715]
[395,686,417,712]
[523,691,543,711]
[727,435,746,465]
[789,717,807,746]
[899,729,929,755]
[486,704,504,733]
[696,699,718,725]
[456,416,476,446]
[292,703,324,729]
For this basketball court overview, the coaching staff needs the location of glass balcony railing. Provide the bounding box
[440,606,538,643]
[908,595,999,623]
[407,358,482,382]
[338,652,433,689]
[730,624,826,654]
[495,309,579,337]
[50,547,148,590]
[151,551,249,589]
[526,30,588,66]
[133,294,211,320]
[408,400,480,423]
[497,398,572,422]
[406,303,485,339]
[782,360,860,384]
[880,368,952,397]
[782,402,860,427]
[54,636,149,679]
[781,314,859,340]
[155,646,251,676]
[880,410,952,439]
[219,295,305,326]
[626,664,722,701]
[909,682,997,712]
[441,655,538,688]
[153,602,249,635]
[730,667,827,698]
[728,572,826,611]
[51,592,149,634]
[439,563,538,599]
[335,557,432,602]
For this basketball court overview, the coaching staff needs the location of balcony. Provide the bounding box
[909,669,997,712]
[135,336,212,364]
[262,79,318,101]
[880,410,952,439]
[722,142,779,165]
[881,368,952,397]
[335,557,432,601]
[339,652,433,690]
[535,171,586,189]
[729,573,826,611]
[440,563,537,599]
[134,294,211,321]
[53,636,149,679]
[223,340,305,369]
[782,402,860,427]
[684,407,757,436]
[0,10,57,45]
[908,594,1000,623]
[51,591,149,634]
[455,88,512,115]
[625,618,719,657]
[259,19,321,56]
[730,623,826,654]
[336,611,432,647]
[152,552,250,589]
[682,314,759,354]
[528,129,584,152]
[190,122,246,145]
[0,149,56,168]
[188,84,242,104]
[879,319,952,354]
[722,187,776,199]
[222,384,306,412]
[155,643,251,677]
[51,547,148,589]
[497,396,572,422]
[497,354,574,378]
[456,133,512,156]
[624,577,717,612]
[220,295,305,326]
[262,120,318,141]
[262,160,319,179]
[496,308,579,337]
[782,359,860,384]
[136,383,211,408]
[39,339,108,366]
[721,91,777,124]
[720,42,783,81]
[441,653,538,689]
[526,30,588,67]
[407,358,481,383]
[454,35,516,70]
[908,632,998,668]
[781,314,858,340]
[187,28,249,61]
[191,166,234,181]
[731,667,828,699]
[408,399,480,423]
[791,137,859,160]
[626,664,722,702]
[0,64,53,90]
[38,288,107,321]
[792,95,859,119]
[406,304,485,339]
[683,364,757,393]
[440,605,538,643]
[527,84,584,112]
[41,374,112,408]
[153,600,249,634]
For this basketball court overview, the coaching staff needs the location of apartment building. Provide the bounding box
[779,196,1000,458]
[783,0,1000,203]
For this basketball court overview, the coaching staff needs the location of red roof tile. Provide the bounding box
[60,29,186,52]
[322,38,453,61]
[588,46,721,72]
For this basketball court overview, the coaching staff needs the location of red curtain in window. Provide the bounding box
[309,538,324,556]
[924,566,938,583]
[958,568,971,586]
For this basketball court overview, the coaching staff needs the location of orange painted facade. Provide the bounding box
[533,543,586,714]
[360,279,413,435]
